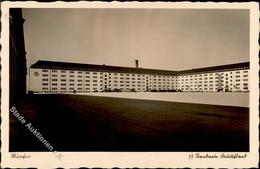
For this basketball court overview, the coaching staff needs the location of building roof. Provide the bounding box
[178,62,249,75]
[31,60,249,75]
[30,60,179,75]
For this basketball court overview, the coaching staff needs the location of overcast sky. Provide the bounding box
[22,8,249,71]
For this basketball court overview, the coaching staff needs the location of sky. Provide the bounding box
[22,8,249,71]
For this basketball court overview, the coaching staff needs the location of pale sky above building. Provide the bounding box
[22,8,249,71]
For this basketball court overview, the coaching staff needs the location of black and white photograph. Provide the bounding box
[1,1,259,168]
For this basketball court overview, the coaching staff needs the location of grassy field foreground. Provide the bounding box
[10,94,249,152]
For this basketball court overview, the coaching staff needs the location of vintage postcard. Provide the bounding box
[1,1,259,168]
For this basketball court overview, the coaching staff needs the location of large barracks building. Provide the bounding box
[29,60,249,93]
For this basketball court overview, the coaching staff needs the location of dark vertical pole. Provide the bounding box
[9,8,27,105]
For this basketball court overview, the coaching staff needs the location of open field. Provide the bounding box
[80,92,249,107]
[10,94,249,152]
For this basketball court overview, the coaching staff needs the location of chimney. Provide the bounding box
[135,59,139,68]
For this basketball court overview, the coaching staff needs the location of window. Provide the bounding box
[52,74,57,77]
[69,75,74,78]
[42,78,48,81]
[52,70,57,73]
[61,83,66,86]
[42,74,48,77]
[52,83,57,86]
[61,75,66,77]
[42,83,48,86]
[42,87,48,90]
[69,71,74,73]
[69,79,74,82]
[42,69,48,72]
[52,79,57,81]
[61,79,66,82]
[61,70,66,73]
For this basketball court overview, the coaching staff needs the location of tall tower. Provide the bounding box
[135,59,139,68]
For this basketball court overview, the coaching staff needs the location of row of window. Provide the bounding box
[180,78,248,84]
[43,87,100,91]
[44,82,248,87]
[180,74,248,80]
[42,87,156,90]
[180,70,248,77]
[41,73,249,81]
[43,83,177,87]
[42,69,180,78]
[41,78,179,84]
[42,74,178,80]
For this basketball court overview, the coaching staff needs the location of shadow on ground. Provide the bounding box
[10,94,249,152]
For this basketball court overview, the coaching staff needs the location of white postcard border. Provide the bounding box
[1,1,259,168]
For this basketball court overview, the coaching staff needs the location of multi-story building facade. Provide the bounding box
[177,62,249,92]
[28,60,249,93]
